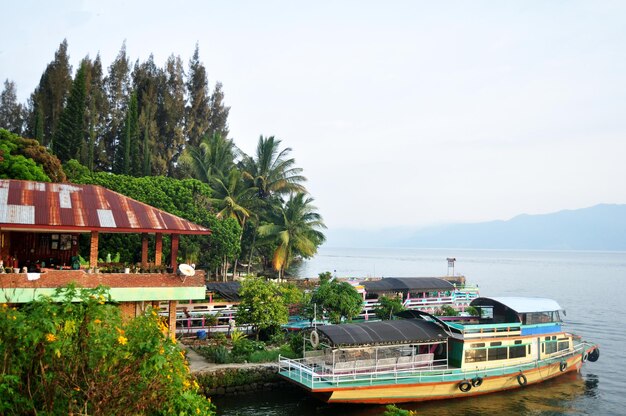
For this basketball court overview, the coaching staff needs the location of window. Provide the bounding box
[488,346,507,361]
[465,348,487,363]
[558,341,569,351]
[545,341,557,354]
[490,341,502,347]
[471,343,485,348]
[509,345,526,359]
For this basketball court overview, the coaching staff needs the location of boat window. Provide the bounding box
[490,341,502,347]
[509,345,526,359]
[471,343,485,348]
[514,340,522,345]
[558,341,569,351]
[465,348,487,363]
[488,346,507,361]
[480,307,493,320]
[545,341,558,354]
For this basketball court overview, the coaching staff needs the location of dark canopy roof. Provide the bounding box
[363,277,454,294]
[316,319,448,347]
[205,282,241,301]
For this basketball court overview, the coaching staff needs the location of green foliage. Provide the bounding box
[383,404,417,416]
[231,338,264,359]
[53,61,86,162]
[465,306,479,316]
[374,295,406,320]
[0,285,215,415]
[437,305,460,316]
[310,280,363,324]
[318,271,332,284]
[288,332,305,357]
[0,128,60,182]
[235,277,289,339]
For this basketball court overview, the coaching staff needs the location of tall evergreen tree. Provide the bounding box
[103,42,131,171]
[132,55,160,176]
[53,61,87,162]
[29,39,72,147]
[207,81,230,140]
[0,80,24,134]
[185,44,210,148]
[157,55,186,176]
[83,55,109,170]
[114,90,138,175]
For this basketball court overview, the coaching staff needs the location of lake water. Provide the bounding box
[215,247,626,415]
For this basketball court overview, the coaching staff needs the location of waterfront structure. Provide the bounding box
[0,179,211,336]
[278,296,599,403]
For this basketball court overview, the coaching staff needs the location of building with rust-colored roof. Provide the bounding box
[0,179,212,337]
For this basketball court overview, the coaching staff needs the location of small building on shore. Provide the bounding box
[0,179,212,337]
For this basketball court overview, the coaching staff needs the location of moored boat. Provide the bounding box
[278,296,599,404]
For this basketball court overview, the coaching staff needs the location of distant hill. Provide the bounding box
[326,204,626,250]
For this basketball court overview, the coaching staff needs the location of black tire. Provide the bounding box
[517,374,528,386]
[559,361,567,372]
[588,348,600,362]
[459,380,472,392]
[471,377,483,387]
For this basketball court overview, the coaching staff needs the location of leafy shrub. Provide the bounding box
[0,285,215,415]
[231,338,265,359]
[384,404,417,416]
[437,305,460,316]
[247,344,297,363]
[289,332,305,356]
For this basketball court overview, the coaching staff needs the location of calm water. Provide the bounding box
[215,247,626,415]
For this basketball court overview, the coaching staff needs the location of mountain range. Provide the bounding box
[325,204,626,251]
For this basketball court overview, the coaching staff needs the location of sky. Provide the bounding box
[2,0,626,230]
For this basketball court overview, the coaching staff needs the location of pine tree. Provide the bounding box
[207,81,230,139]
[53,61,86,162]
[185,44,210,148]
[0,79,24,134]
[103,42,131,171]
[114,90,138,175]
[158,54,186,176]
[30,39,73,148]
[132,55,160,176]
[83,54,108,171]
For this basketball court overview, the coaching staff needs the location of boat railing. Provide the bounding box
[279,342,587,389]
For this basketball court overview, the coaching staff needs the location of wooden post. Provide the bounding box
[89,231,99,268]
[155,233,162,266]
[141,233,149,267]
[168,300,177,340]
[170,234,179,271]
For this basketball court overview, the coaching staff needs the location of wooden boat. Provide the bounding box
[278,296,599,404]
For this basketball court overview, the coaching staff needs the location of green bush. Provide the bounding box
[289,332,305,356]
[231,338,265,359]
[247,344,297,363]
[0,285,215,415]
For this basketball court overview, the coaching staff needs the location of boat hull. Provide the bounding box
[281,354,583,404]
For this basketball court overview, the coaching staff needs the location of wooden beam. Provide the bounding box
[170,234,179,271]
[90,231,99,268]
[155,233,163,266]
[141,233,149,267]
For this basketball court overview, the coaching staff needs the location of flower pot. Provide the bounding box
[124,267,130,274]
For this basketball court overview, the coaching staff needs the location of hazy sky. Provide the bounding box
[2,1,625,229]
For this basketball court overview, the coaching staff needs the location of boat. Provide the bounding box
[278,296,599,404]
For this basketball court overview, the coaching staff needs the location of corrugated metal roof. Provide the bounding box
[471,297,562,313]
[363,277,454,293]
[317,319,448,347]
[0,179,211,235]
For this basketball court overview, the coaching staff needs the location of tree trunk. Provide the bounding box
[247,223,257,275]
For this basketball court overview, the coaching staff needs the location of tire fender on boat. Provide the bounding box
[458,380,472,393]
[471,377,483,388]
[588,348,600,362]
[559,361,567,372]
[517,373,528,386]
[582,352,588,362]
[310,330,320,348]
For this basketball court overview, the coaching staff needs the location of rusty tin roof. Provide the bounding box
[0,179,211,235]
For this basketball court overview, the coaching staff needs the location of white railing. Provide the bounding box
[279,342,588,389]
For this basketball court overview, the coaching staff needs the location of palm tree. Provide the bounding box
[179,132,238,183]
[210,169,257,279]
[241,135,307,200]
[257,193,326,279]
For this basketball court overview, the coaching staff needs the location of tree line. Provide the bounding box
[0,40,325,279]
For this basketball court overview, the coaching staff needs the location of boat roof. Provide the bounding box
[315,319,447,347]
[363,277,454,293]
[470,297,563,313]
[205,282,241,301]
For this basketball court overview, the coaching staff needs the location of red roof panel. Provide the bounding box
[0,179,211,235]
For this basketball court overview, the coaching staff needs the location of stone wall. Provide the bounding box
[194,365,287,396]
